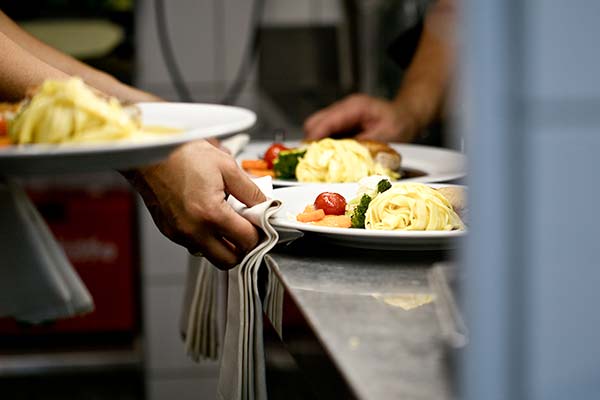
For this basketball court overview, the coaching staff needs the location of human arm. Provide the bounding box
[0,29,69,101]
[124,141,266,269]
[0,9,159,102]
[0,11,263,268]
[304,0,456,142]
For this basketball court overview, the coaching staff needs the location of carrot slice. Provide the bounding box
[246,168,275,178]
[0,136,11,147]
[303,204,316,213]
[313,215,352,228]
[241,159,269,170]
[296,209,325,222]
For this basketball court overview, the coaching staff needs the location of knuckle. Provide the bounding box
[184,201,215,226]
[220,155,238,173]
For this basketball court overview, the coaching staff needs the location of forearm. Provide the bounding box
[0,10,159,103]
[393,0,456,133]
[0,30,70,100]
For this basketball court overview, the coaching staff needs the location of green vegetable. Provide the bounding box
[377,179,391,193]
[273,149,306,179]
[350,194,372,228]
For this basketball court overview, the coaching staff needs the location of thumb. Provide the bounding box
[222,160,266,207]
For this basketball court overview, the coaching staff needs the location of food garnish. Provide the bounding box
[296,179,466,231]
[272,148,306,179]
[314,192,347,216]
[296,196,351,228]
[296,205,326,223]
[0,115,9,147]
[350,194,372,229]
[263,143,288,169]
[241,138,401,182]
[377,179,392,193]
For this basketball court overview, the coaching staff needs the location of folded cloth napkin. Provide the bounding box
[179,132,252,359]
[180,176,301,400]
[0,180,93,323]
[263,255,285,340]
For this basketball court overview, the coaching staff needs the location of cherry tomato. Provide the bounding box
[263,143,288,169]
[0,116,7,137]
[314,192,347,215]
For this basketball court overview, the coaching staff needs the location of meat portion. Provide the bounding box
[358,139,402,171]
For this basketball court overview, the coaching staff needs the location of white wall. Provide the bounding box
[135,0,342,104]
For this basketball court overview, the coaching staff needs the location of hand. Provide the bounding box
[304,94,421,143]
[128,140,266,270]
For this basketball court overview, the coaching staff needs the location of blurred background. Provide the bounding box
[2,1,600,400]
[0,0,436,399]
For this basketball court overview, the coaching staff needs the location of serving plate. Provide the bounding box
[238,141,466,186]
[0,102,256,175]
[270,183,466,250]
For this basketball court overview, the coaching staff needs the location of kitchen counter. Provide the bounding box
[265,237,456,400]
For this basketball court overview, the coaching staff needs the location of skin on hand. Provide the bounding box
[130,140,266,270]
[303,94,421,143]
[0,10,259,270]
[303,0,455,144]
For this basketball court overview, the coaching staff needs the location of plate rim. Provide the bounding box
[0,102,256,175]
[0,102,256,157]
[270,182,467,242]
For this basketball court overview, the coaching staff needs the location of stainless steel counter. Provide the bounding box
[266,238,456,400]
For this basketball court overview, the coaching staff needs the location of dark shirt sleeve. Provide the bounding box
[387,21,424,69]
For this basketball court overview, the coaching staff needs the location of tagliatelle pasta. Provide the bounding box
[295,138,399,183]
[364,182,464,231]
[9,78,179,145]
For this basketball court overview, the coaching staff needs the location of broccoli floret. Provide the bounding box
[377,179,392,193]
[350,194,372,228]
[273,149,306,179]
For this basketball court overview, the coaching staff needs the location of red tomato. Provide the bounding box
[263,143,288,169]
[0,116,7,137]
[314,192,347,215]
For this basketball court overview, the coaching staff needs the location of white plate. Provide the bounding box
[238,141,466,186]
[270,183,466,250]
[0,102,256,175]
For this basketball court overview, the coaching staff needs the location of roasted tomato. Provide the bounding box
[263,143,288,169]
[314,192,347,215]
[0,116,7,137]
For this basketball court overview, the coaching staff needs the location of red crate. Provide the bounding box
[0,187,139,336]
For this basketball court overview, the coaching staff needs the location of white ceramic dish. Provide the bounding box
[270,183,466,250]
[0,102,256,175]
[238,141,466,186]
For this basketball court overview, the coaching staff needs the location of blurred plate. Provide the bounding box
[0,102,256,175]
[238,141,466,186]
[270,183,466,250]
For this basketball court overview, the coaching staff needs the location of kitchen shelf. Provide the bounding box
[0,337,143,377]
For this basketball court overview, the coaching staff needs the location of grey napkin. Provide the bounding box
[263,255,284,340]
[0,180,93,323]
[180,132,252,360]
[217,199,282,400]
[180,176,302,400]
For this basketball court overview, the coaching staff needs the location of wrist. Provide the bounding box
[120,165,156,199]
[394,85,436,126]
[392,83,440,139]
